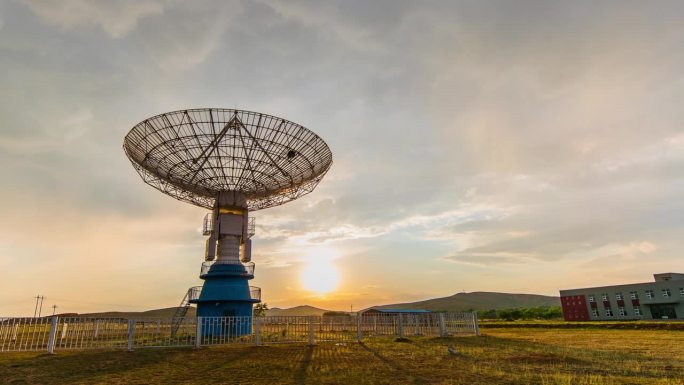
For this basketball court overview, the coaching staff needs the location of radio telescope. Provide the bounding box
[123,108,332,329]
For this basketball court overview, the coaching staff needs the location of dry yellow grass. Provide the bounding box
[1,328,683,384]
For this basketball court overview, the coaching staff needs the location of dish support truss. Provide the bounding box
[123,108,332,211]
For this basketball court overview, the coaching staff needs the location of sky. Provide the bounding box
[1,0,683,316]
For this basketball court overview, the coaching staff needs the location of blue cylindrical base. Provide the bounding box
[192,263,259,336]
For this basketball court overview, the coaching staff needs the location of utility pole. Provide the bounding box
[38,296,45,317]
[52,304,57,316]
[34,295,40,317]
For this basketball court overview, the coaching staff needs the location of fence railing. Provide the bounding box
[187,287,202,302]
[249,286,261,301]
[200,261,255,277]
[0,312,478,353]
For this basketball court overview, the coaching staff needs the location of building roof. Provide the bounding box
[361,308,432,314]
[560,272,684,293]
[654,273,684,282]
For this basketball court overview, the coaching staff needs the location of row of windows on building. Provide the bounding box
[591,306,642,318]
[587,288,684,302]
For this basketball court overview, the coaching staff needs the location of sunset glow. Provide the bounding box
[301,261,340,295]
[300,247,340,295]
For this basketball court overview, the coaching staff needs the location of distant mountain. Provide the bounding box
[266,305,330,317]
[80,307,196,319]
[73,292,558,319]
[78,305,330,319]
[373,292,560,312]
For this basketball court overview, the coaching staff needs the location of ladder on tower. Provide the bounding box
[171,289,192,336]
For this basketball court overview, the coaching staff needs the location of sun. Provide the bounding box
[300,248,340,295]
[301,261,340,294]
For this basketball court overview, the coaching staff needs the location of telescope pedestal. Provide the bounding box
[190,263,258,336]
[191,191,259,336]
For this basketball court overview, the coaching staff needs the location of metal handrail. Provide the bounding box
[200,261,255,276]
[0,312,479,353]
[187,285,259,301]
[249,286,261,301]
[248,217,256,238]
[202,213,213,235]
[188,286,202,301]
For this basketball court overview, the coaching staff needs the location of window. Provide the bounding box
[634,307,642,316]
[602,293,608,301]
[680,288,684,296]
[591,309,599,317]
[630,291,639,299]
[605,309,613,317]
[663,289,671,298]
[619,307,626,316]
[589,295,595,302]
[615,293,623,300]
[645,290,654,299]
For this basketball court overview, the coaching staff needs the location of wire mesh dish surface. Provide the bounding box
[123,108,332,210]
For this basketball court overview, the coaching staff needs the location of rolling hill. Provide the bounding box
[73,292,557,319]
[75,306,330,319]
[80,307,196,319]
[372,292,559,312]
[266,305,330,317]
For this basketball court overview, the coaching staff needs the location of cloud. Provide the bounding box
[21,0,164,38]
[136,1,242,73]
[0,109,93,153]
[2,0,684,313]
[256,202,514,245]
[444,252,538,266]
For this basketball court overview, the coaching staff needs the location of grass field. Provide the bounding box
[1,328,683,384]
[479,320,684,330]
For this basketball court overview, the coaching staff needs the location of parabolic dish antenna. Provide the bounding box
[123,108,332,331]
[123,108,332,210]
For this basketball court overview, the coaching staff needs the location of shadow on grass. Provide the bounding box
[293,346,314,384]
[358,342,430,385]
[442,334,683,380]
[0,348,197,384]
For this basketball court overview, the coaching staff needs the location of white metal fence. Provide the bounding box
[0,312,478,353]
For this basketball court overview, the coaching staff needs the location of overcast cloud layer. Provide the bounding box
[1,0,683,315]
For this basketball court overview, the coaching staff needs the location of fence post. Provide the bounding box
[473,312,480,336]
[255,317,261,346]
[93,320,100,338]
[195,317,202,349]
[308,316,315,346]
[47,317,58,354]
[60,323,68,340]
[356,314,362,342]
[438,313,446,337]
[397,315,404,338]
[127,319,135,352]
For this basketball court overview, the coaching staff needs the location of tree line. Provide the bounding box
[476,306,562,320]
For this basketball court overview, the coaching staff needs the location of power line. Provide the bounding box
[33,295,40,317]
[33,295,45,318]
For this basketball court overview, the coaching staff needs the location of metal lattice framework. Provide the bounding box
[123,108,332,210]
